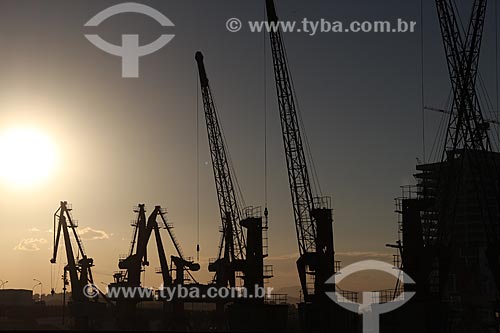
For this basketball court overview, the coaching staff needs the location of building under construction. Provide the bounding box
[393,152,500,332]
[392,0,500,332]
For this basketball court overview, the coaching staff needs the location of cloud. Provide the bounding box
[335,251,395,267]
[268,251,393,262]
[78,227,110,241]
[14,238,48,251]
[336,251,393,259]
[28,227,40,232]
[267,252,299,261]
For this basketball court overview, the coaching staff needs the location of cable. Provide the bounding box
[421,0,426,163]
[477,74,500,150]
[263,5,270,228]
[208,84,246,212]
[55,245,63,292]
[496,0,499,149]
[264,8,268,209]
[196,72,200,262]
[429,91,452,162]
[278,24,322,201]
[283,33,322,198]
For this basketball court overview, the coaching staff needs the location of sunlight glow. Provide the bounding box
[0,127,58,188]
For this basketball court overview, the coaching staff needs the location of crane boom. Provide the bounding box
[265,2,316,256]
[195,51,246,265]
[158,211,184,260]
[265,0,336,305]
[424,106,500,125]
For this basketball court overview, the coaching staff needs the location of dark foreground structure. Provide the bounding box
[390,0,500,331]
[8,0,500,331]
[392,151,500,332]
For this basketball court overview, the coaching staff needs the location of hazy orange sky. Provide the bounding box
[1,0,499,296]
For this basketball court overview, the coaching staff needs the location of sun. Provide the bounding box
[0,127,58,188]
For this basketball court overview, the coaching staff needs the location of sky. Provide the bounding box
[0,0,499,296]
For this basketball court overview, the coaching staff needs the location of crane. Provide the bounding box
[51,201,93,302]
[112,204,199,329]
[195,51,247,288]
[435,0,490,155]
[409,0,500,330]
[116,204,199,289]
[50,201,106,329]
[118,205,172,287]
[433,0,500,281]
[156,208,200,285]
[196,50,280,331]
[265,0,335,305]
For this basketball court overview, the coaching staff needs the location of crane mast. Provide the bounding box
[436,0,490,154]
[195,51,246,286]
[50,201,106,329]
[118,204,151,287]
[51,201,94,302]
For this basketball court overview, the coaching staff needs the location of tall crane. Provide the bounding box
[50,201,106,329]
[434,0,500,288]
[195,51,247,288]
[398,0,500,330]
[265,0,335,305]
[196,50,279,331]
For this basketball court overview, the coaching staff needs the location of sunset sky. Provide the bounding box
[0,0,499,295]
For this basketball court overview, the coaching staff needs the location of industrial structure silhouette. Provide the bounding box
[1,0,500,332]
